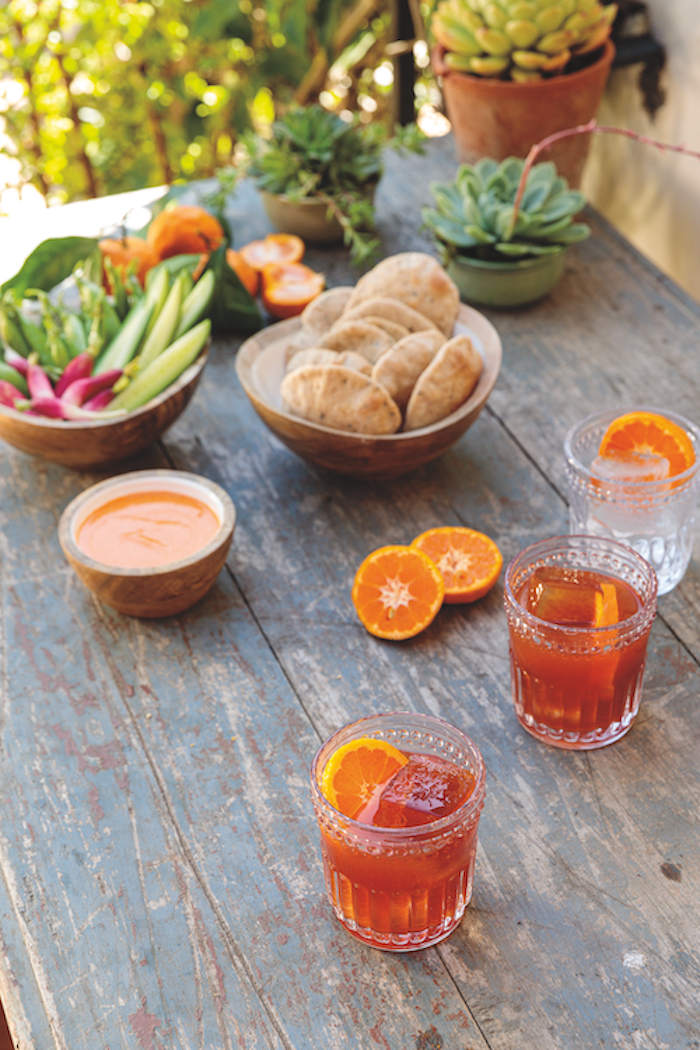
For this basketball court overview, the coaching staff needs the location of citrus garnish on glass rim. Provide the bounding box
[598,410,695,477]
[411,526,502,604]
[351,545,444,640]
[320,737,408,820]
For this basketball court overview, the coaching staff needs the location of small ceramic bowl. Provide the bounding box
[235,303,502,480]
[0,347,208,470]
[58,469,235,618]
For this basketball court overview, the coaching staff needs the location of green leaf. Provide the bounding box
[546,222,591,244]
[205,245,262,335]
[495,242,562,256]
[2,237,99,296]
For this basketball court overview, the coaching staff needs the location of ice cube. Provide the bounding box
[591,450,671,483]
[522,568,603,627]
[372,754,475,828]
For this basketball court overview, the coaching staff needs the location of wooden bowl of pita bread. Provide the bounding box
[236,252,502,480]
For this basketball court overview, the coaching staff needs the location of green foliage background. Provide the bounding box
[0,0,432,205]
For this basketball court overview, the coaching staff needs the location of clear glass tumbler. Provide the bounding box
[564,406,700,595]
[504,535,658,750]
[310,712,486,952]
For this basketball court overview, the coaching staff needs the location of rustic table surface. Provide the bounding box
[1,135,699,1050]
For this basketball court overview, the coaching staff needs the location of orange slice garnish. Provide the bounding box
[320,737,408,820]
[352,545,444,640]
[594,581,619,627]
[239,233,305,271]
[598,411,695,477]
[411,527,503,604]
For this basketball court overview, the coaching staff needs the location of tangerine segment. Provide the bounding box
[598,411,695,477]
[321,737,408,820]
[239,233,305,272]
[411,527,502,604]
[352,545,445,640]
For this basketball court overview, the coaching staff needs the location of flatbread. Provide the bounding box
[281,365,401,434]
[301,286,353,335]
[341,296,438,335]
[345,253,460,336]
[371,330,445,410]
[287,348,372,375]
[358,316,410,342]
[322,320,394,364]
[404,335,482,431]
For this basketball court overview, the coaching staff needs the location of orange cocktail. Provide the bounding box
[504,535,658,750]
[310,712,486,951]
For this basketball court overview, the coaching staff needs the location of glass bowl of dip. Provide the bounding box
[58,469,235,617]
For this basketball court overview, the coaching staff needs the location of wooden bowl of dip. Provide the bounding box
[58,469,235,617]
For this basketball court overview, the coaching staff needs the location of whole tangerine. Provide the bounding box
[147,205,226,260]
[98,236,159,292]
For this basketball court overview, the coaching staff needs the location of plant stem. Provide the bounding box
[507,119,700,241]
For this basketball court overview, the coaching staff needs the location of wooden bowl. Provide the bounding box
[235,305,502,480]
[0,348,208,470]
[58,469,235,618]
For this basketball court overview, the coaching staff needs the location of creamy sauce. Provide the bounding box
[76,490,220,569]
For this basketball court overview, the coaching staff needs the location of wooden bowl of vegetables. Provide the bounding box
[0,263,213,470]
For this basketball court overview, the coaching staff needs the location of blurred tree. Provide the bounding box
[0,0,434,205]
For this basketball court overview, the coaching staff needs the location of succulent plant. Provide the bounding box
[430,0,618,81]
[422,156,591,262]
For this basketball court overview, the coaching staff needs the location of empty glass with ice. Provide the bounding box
[564,407,700,594]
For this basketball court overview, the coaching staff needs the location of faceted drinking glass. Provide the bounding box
[504,535,658,750]
[564,406,700,595]
[310,712,486,952]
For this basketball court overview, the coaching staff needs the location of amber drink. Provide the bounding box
[310,712,486,951]
[504,536,657,749]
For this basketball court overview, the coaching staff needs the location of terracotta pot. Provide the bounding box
[261,183,377,245]
[433,39,615,188]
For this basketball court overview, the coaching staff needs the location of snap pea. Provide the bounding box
[108,319,210,413]
[174,269,215,338]
[137,274,184,372]
[93,296,154,375]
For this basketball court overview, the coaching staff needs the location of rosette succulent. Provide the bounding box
[430,0,618,81]
[422,156,591,262]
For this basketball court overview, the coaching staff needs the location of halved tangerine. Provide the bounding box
[225,248,259,297]
[321,737,408,820]
[598,411,695,478]
[239,233,305,272]
[411,527,502,604]
[352,545,444,640]
[260,261,325,319]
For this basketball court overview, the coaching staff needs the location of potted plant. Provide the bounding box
[422,154,590,308]
[429,0,618,187]
[237,105,425,266]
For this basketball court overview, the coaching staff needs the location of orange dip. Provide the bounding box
[76,490,220,569]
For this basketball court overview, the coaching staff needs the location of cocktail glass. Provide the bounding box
[564,406,700,595]
[504,535,658,750]
[310,711,486,952]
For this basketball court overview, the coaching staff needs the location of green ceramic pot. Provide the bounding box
[446,248,567,309]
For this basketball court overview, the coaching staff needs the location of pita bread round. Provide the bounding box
[322,320,394,364]
[371,330,445,410]
[345,253,460,336]
[301,286,353,335]
[404,335,482,431]
[341,296,438,335]
[281,365,401,435]
[287,348,340,372]
[357,315,410,342]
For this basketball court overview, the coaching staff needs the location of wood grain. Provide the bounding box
[0,136,699,1050]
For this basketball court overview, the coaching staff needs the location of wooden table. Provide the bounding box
[1,135,699,1050]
